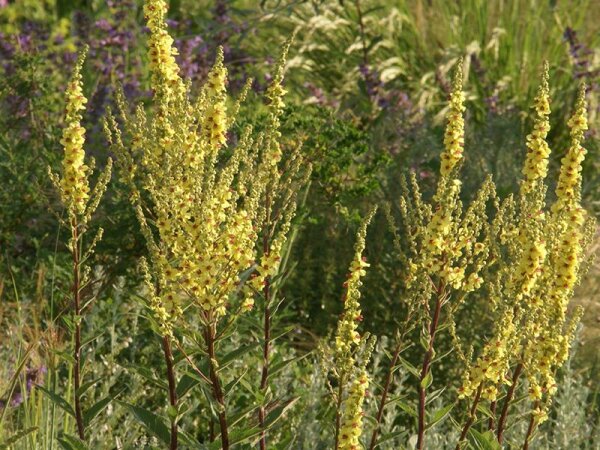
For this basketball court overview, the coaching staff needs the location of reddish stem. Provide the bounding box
[71,220,85,441]
[416,283,445,450]
[258,190,272,450]
[456,384,483,450]
[368,341,403,450]
[206,324,229,450]
[522,400,540,450]
[497,362,523,444]
[489,400,497,431]
[162,336,178,450]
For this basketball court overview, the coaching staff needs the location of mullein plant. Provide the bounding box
[325,207,377,450]
[368,59,496,450]
[252,36,311,450]
[47,46,113,442]
[455,67,595,449]
[104,0,308,447]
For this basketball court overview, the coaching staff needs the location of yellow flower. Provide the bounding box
[60,48,90,216]
[203,47,228,149]
[440,60,465,178]
[143,0,184,100]
[521,62,552,194]
[553,85,588,214]
[334,209,376,375]
[338,370,369,450]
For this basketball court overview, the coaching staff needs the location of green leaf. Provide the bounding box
[127,365,168,390]
[218,343,260,372]
[51,349,76,365]
[375,430,407,447]
[420,371,433,389]
[0,427,38,449]
[228,404,259,429]
[476,403,494,419]
[425,387,446,405]
[269,353,309,378]
[207,427,262,450]
[84,390,122,426]
[176,373,202,399]
[57,434,89,450]
[469,429,502,450]
[263,397,300,430]
[223,368,248,397]
[398,356,420,378]
[36,385,75,417]
[76,377,104,397]
[419,334,430,351]
[178,429,200,448]
[81,332,104,349]
[118,401,170,445]
[396,400,417,418]
[426,403,454,430]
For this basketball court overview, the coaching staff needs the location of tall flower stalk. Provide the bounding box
[105,1,307,447]
[254,35,308,450]
[48,46,112,441]
[411,59,493,450]
[328,207,377,449]
[454,66,594,449]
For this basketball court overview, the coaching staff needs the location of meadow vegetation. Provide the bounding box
[1,1,599,449]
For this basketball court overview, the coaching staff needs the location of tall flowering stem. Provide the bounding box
[518,84,591,446]
[452,65,594,448]
[415,59,483,450]
[105,1,306,446]
[48,46,112,441]
[455,64,554,447]
[331,207,376,450]
[255,35,302,450]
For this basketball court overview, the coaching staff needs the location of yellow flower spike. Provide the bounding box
[521,62,552,195]
[203,47,228,149]
[262,35,294,169]
[440,59,465,178]
[553,84,588,214]
[459,309,515,402]
[334,208,377,377]
[60,46,90,216]
[144,0,184,101]
[338,369,369,450]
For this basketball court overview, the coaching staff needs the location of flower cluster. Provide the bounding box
[59,49,90,216]
[522,86,592,412]
[334,209,376,376]
[521,62,551,194]
[411,61,493,296]
[203,48,228,149]
[106,0,303,335]
[440,60,465,178]
[143,0,184,100]
[457,77,593,431]
[338,369,369,450]
[459,309,515,401]
[553,87,588,213]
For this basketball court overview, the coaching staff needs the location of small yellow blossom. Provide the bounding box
[203,48,228,149]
